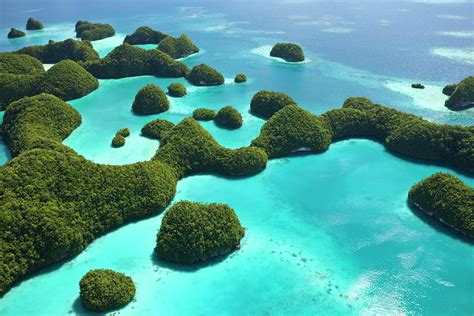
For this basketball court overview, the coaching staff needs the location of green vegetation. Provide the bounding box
[250,97,473,174]
[408,173,473,238]
[111,128,130,147]
[156,201,244,264]
[123,26,168,45]
[411,83,425,89]
[141,119,175,140]
[132,84,169,115]
[7,28,25,38]
[75,20,115,41]
[18,38,100,63]
[192,108,216,121]
[270,43,305,62]
[0,53,44,75]
[117,128,130,137]
[187,63,224,86]
[0,58,98,110]
[167,82,187,97]
[214,106,243,129]
[157,34,199,59]
[153,118,267,178]
[250,90,297,119]
[323,97,474,174]
[442,84,457,96]
[81,43,188,79]
[80,269,136,312]
[112,135,125,147]
[234,73,247,83]
[26,17,44,30]
[40,60,99,100]
[445,76,474,111]
[252,104,331,157]
[2,94,81,156]
[0,93,178,296]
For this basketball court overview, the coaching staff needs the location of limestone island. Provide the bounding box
[192,108,216,121]
[82,43,188,79]
[0,54,98,110]
[411,83,425,89]
[112,135,125,147]
[7,28,25,38]
[123,26,167,45]
[250,90,297,119]
[75,20,115,41]
[132,84,169,115]
[167,82,187,97]
[80,269,136,312]
[444,76,474,111]
[270,43,305,62]
[214,106,243,129]
[156,201,244,264]
[234,73,247,83]
[409,173,473,238]
[187,63,224,86]
[442,84,457,96]
[26,17,44,30]
[141,119,174,140]
[157,34,199,59]
[17,38,100,63]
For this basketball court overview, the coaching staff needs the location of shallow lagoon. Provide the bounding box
[0,1,473,315]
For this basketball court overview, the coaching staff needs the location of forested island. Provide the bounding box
[0,20,472,305]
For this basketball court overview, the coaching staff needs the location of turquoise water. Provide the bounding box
[1,1,473,315]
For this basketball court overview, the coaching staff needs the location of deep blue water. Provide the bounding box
[0,1,473,315]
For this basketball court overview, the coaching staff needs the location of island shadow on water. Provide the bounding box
[150,250,234,273]
[406,201,474,246]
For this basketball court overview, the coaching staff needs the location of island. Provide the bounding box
[234,73,247,83]
[0,55,98,110]
[270,43,305,62]
[81,43,188,79]
[75,20,115,41]
[17,38,100,63]
[187,63,224,86]
[442,84,457,96]
[79,269,136,312]
[132,84,170,115]
[112,128,130,147]
[7,28,25,38]
[214,106,243,129]
[123,26,167,45]
[444,76,474,111]
[157,34,199,59]
[167,82,187,97]
[192,108,216,121]
[408,172,473,238]
[0,92,178,296]
[141,119,175,140]
[156,201,244,264]
[26,17,44,30]
[152,118,268,178]
[411,83,425,89]
[250,90,297,119]
[112,135,125,147]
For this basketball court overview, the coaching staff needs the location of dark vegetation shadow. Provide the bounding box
[72,296,132,315]
[406,201,473,245]
[150,250,232,273]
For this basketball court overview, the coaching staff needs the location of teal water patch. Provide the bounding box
[1,140,472,315]
[0,111,10,166]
